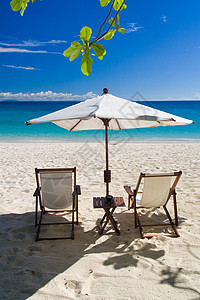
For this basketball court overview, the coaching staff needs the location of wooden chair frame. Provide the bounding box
[124,171,182,239]
[34,167,81,241]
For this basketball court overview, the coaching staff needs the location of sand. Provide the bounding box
[0,142,200,299]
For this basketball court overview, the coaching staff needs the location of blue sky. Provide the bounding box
[0,0,200,101]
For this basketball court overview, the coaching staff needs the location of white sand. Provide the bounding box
[0,142,200,299]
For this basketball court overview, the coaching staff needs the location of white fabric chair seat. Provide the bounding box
[40,172,72,210]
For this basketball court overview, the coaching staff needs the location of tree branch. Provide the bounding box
[90,0,126,45]
[90,0,115,46]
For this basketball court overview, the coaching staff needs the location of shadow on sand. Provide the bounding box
[0,210,199,299]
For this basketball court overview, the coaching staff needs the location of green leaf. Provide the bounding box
[10,0,23,11]
[118,28,125,34]
[69,47,83,61]
[100,0,127,9]
[63,41,83,61]
[104,29,116,40]
[99,0,111,7]
[113,0,127,11]
[91,43,106,60]
[81,48,93,76]
[20,1,28,16]
[10,0,35,15]
[108,17,117,28]
[80,27,92,43]
[63,41,81,57]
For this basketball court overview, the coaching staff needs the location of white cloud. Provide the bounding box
[0,38,67,55]
[0,47,47,54]
[161,15,167,23]
[126,23,143,33]
[0,91,97,101]
[0,46,61,55]
[1,91,200,102]
[0,39,67,47]
[192,92,200,100]
[2,65,38,70]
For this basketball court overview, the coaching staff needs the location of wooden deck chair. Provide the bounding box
[124,171,182,238]
[34,167,81,241]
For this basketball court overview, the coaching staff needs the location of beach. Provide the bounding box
[0,141,200,299]
[2,0,200,297]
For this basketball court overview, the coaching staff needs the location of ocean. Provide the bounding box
[0,100,199,142]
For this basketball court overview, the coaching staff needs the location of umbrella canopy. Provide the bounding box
[26,90,194,197]
[26,92,193,130]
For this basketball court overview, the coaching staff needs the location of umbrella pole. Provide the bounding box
[103,119,111,197]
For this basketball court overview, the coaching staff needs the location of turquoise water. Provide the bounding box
[0,100,199,142]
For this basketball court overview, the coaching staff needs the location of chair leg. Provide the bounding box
[128,195,130,210]
[134,208,146,238]
[173,190,178,226]
[71,197,75,240]
[76,195,78,225]
[134,199,137,228]
[137,216,145,239]
[36,207,45,241]
[35,195,38,227]
[163,205,180,237]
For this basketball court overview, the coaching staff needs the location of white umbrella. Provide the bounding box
[26,89,194,196]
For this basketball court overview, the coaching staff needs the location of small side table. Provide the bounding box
[93,197,125,235]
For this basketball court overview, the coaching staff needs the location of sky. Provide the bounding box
[0,0,200,101]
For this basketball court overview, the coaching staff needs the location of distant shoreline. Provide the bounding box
[0,138,200,144]
[1,99,200,103]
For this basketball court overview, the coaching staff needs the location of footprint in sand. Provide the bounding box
[10,229,27,240]
[3,243,43,269]
[64,279,82,295]
[3,247,19,266]
[26,245,42,253]
[8,225,34,241]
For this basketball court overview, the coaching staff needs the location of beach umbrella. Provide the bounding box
[26,88,194,197]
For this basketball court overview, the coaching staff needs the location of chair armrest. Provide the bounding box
[76,185,81,195]
[33,187,40,197]
[124,185,134,196]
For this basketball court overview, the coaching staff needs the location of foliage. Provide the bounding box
[10,0,126,75]
[10,0,35,16]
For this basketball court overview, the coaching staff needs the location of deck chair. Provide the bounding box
[124,171,182,238]
[34,167,81,241]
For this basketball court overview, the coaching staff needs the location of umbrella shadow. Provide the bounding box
[0,210,163,299]
[0,212,98,299]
